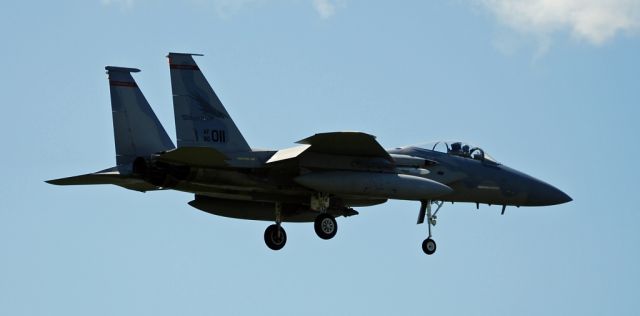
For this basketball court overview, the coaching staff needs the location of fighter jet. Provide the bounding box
[47,53,572,255]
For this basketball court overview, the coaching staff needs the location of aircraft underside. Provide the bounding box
[173,181,381,223]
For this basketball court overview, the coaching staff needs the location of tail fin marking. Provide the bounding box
[167,53,251,153]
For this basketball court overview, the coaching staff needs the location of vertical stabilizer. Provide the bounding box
[107,66,175,173]
[167,53,251,153]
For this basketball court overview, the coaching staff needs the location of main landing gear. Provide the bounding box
[417,200,444,255]
[263,195,339,251]
[263,213,338,250]
[264,202,287,251]
[264,224,287,251]
[311,193,337,240]
[314,213,337,240]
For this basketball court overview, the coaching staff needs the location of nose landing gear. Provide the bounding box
[422,238,436,255]
[417,200,444,255]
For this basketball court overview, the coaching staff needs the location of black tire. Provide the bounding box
[314,213,337,240]
[422,238,437,255]
[264,224,287,251]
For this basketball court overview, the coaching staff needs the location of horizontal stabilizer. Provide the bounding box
[46,168,159,192]
[155,147,228,168]
[296,132,392,160]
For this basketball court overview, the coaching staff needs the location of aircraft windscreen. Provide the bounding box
[415,141,498,163]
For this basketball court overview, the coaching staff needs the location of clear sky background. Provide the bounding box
[1,1,639,315]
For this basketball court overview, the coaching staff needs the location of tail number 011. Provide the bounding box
[201,129,226,143]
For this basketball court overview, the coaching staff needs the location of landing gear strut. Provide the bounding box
[264,202,287,251]
[418,200,444,255]
[311,193,338,240]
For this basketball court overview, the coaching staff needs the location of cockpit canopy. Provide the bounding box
[417,141,499,164]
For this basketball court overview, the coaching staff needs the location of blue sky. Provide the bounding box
[1,1,639,315]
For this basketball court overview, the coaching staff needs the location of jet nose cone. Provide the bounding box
[527,182,572,206]
[546,188,572,205]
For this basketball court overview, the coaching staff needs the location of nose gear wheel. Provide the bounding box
[422,238,437,255]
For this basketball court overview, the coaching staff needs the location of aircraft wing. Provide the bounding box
[296,132,392,160]
[267,132,392,165]
[46,167,159,192]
